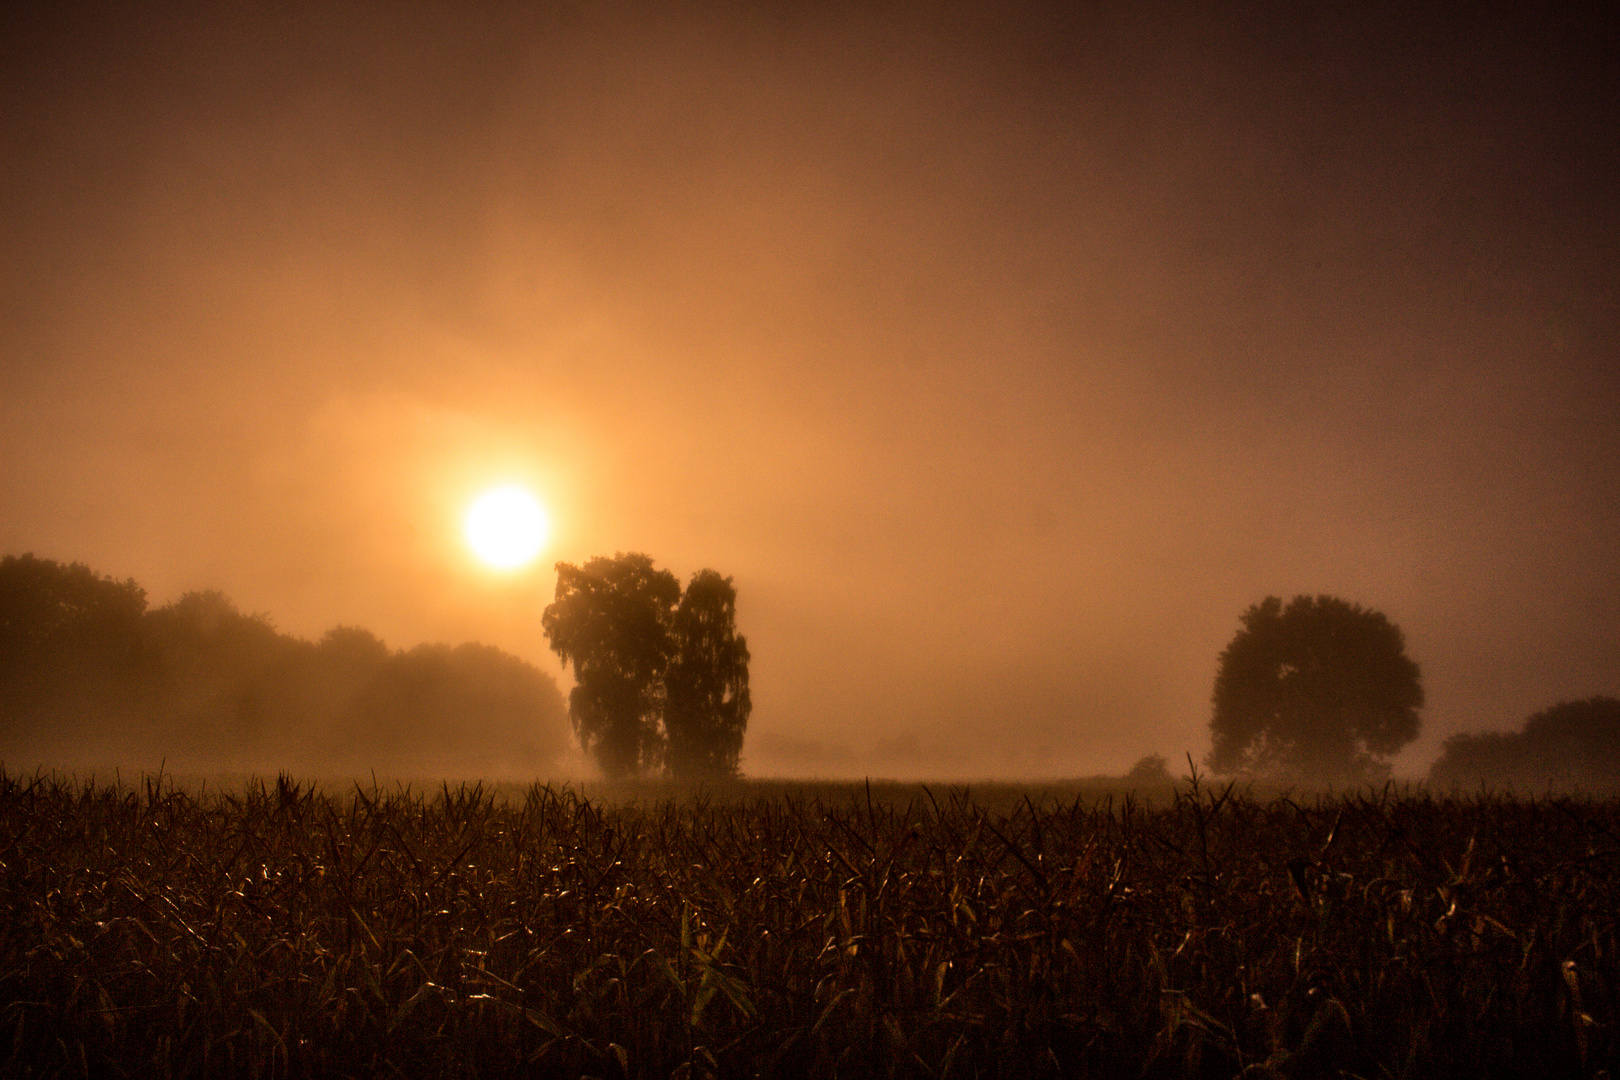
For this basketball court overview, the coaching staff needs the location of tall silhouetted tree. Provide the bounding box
[665,570,751,779]
[542,553,681,779]
[1207,595,1422,784]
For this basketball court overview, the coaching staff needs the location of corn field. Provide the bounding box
[1,768,1615,1078]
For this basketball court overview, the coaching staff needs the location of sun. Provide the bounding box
[464,485,550,570]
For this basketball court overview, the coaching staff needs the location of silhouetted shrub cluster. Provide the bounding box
[2,769,1613,1078]
[0,554,569,776]
[1429,696,1620,794]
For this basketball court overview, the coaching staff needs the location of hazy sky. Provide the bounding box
[3,0,1616,779]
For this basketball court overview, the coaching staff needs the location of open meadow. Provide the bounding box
[1,768,1615,1078]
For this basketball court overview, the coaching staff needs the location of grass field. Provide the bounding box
[1,768,1614,1078]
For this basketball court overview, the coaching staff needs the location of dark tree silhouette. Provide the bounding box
[0,554,147,673]
[1122,753,1173,787]
[1207,595,1423,784]
[0,554,148,752]
[142,590,306,761]
[1,554,571,775]
[541,554,754,780]
[353,642,570,777]
[542,553,681,779]
[1429,696,1620,792]
[664,569,751,779]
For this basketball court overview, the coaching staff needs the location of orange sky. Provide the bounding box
[3,0,1616,778]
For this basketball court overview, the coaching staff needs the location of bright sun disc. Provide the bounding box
[464,486,549,570]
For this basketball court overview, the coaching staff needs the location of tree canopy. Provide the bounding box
[542,554,681,779]
[1207,595,1423,784]
[542,553,752,780]
[665,569,751,779]
[0,554,150,750]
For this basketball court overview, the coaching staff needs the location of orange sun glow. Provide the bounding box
[464,485,550,570]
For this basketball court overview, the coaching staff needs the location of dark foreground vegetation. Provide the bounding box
[2,770,1615,1079]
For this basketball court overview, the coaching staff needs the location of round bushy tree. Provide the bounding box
[1208,595,1423,784]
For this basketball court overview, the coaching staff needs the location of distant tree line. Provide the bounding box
[14,553,1604,791]
[543,552,751,780]
[0,554,570,776]
[1428,696,1620,793]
